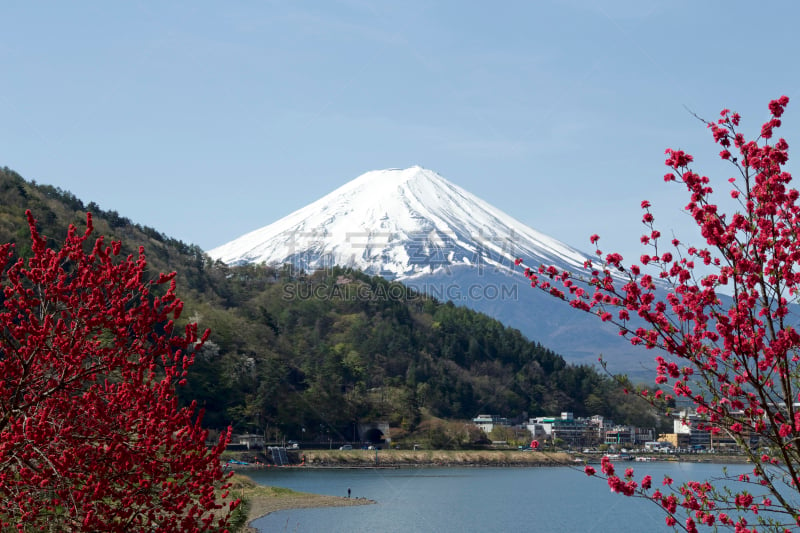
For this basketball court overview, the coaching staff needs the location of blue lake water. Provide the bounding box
[248,462,755,532]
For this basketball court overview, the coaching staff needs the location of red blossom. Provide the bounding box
[769,96,789,117]
[735,493,753,508]
[601,456,615,476]
[665,148,694,168]
[0,212,234,531]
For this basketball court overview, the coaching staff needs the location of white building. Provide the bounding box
[473,414,508,434]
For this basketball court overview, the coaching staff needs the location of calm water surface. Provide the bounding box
[249,462,753,532]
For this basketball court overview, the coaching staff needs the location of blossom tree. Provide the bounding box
[516,96,800,531]
[0,211,236,531]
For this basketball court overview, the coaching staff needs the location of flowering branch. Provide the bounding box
[0,212,238,531]
[516,97,800,531]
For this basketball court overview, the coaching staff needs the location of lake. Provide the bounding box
[248,462,754,532]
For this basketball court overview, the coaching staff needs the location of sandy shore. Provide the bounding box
[228,475,375,533]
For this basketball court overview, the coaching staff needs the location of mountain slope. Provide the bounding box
[209,166,645,372]
[0,166,661,439]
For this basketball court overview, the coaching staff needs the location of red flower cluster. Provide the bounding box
[517,97,800,530]
[0,212,235,531]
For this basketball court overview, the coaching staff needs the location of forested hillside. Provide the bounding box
[0,167,661,445]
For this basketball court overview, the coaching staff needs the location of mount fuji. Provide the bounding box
[209,166,643,373]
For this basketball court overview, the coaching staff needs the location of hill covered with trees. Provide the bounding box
[0,167,662,445]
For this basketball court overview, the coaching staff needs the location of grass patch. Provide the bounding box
[226,474,374,532]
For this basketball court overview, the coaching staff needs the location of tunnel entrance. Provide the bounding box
[363,427,384,444]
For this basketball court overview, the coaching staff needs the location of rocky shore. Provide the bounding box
[301,449,575,467]
[227,448,749,471]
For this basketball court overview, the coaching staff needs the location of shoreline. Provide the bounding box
[300,449,575,468]
[226,449,750,471]
[231,451,750,530]
[228,475,375,533]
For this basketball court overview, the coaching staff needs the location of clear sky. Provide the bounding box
[2,1,799,263]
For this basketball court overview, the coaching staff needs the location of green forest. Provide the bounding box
[0,167,664,447]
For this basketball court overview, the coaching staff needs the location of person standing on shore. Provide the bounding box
[348,488,351,498]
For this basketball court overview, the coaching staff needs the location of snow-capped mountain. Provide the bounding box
[209,166,589,278]
[209,166,643,374]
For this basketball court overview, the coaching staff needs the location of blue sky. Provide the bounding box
[2,1,799,263]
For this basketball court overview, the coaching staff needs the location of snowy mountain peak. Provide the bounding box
[207,167,648,372]
[208,167,591,279]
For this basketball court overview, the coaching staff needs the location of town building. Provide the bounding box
[473,414,508,434]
